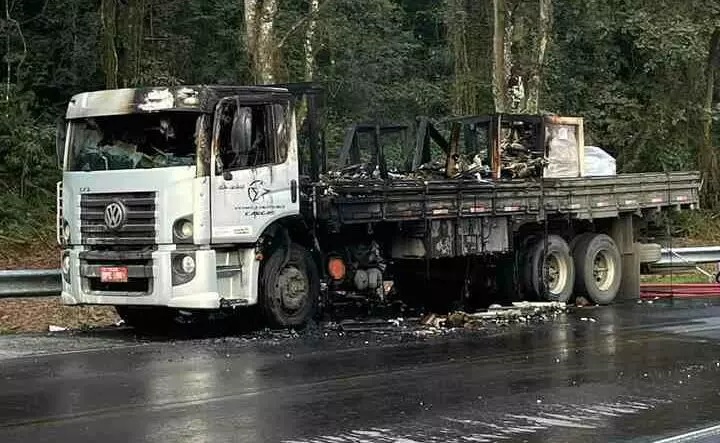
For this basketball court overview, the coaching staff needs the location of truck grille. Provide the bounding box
[80,192,157,245]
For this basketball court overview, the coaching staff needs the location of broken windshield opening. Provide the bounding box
[67,112,200,171]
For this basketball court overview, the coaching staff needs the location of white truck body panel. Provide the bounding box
[60,167,260,309]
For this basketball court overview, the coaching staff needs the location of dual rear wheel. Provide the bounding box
[523,233,622,305]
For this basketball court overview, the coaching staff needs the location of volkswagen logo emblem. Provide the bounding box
[104,202,127,230]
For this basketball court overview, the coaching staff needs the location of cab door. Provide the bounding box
[210,96,299,243]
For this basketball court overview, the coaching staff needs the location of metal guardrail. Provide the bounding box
[656,246,720,266]
[0,269,61,298]
[649,246,720,280]
[0,247,718,299]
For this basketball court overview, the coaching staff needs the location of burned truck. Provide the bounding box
[56,84,700,328]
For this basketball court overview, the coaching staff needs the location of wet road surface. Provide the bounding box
[2,300,720,442]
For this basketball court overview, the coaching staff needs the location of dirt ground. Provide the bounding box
[0,298,120,333]
[0,242,59,270]
[0,243,120,334]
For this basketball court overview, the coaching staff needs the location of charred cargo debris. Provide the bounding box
[328,302,569,336]
[321,114,587,186]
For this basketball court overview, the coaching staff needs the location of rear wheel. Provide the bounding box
[260,243,319,328]
[572,233,622,305]
[524,235,575,302]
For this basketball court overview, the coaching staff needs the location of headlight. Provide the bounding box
[180,255,195,274]
[173,218,193,241]
[171,252,196,286]
[62,222,70,243]
[61,254,70,274]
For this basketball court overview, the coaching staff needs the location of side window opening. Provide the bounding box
[219,103,281,171]
[273,103,290,164]
[217,101,237,171]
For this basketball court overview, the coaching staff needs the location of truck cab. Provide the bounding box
[58,85,317,327]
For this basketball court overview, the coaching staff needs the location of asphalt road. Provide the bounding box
[2,300,720,442]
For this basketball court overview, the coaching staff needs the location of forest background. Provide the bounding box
[1,0,720,252]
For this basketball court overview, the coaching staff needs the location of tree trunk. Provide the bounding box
[525,0,551,113]
[700,27,720,208]
[304,0,319,82]
[447,0,471,114]
[118,0,145,87]
[244,0,278,84]
[492,0,506,112]
[504,4,517,111]
[100,0,118,89]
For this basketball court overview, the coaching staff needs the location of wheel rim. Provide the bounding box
[592,249,616,291]
[544,251,568,295]
[275,265,308,312]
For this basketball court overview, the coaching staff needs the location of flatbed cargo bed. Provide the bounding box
[315,172,700,225]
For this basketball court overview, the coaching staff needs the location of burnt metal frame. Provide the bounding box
[270,83,326,181]
[337,123,411,180]
[436,114,545,180]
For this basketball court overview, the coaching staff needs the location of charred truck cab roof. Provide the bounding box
[65,85,293,119]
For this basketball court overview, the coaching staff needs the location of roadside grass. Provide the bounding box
[669,210,720,245]
[0,193,57,269]
[641,273,710,284]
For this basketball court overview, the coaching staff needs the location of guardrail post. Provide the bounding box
[611,214,640,299]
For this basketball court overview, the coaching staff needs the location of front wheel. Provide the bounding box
[260,243,319,328]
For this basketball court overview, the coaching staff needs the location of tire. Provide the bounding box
[525,235,575,302]
[260,243,319,328]
[572,233,622,305]
[570,233,594,253]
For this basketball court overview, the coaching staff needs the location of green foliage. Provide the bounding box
[545,0,713,174]
[314,0,450,125]
[670,210,720,244]
[0,90,57,196]
[0,0,718,248]
[0,191,55,245]
[0,90,57,244]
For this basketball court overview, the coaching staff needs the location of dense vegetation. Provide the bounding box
[1,0,719,244]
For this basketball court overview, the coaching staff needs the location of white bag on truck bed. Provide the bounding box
[583,146,616,177]
[544,124,581,178]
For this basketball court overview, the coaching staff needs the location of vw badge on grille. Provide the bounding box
[104,202,127,230]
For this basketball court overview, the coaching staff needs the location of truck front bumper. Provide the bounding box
[60,246,223,309]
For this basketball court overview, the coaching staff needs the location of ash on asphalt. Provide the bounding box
[0,297,714,366]
[0,301,572,359]
[2,298,720,442]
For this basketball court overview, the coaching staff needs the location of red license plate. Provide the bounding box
[100,267,128,283]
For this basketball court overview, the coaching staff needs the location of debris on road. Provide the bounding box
[48,325,68,332]
[325,302,567,337]
[337,318,411,332]
[575,296,592,307]
[415,302,568,334]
